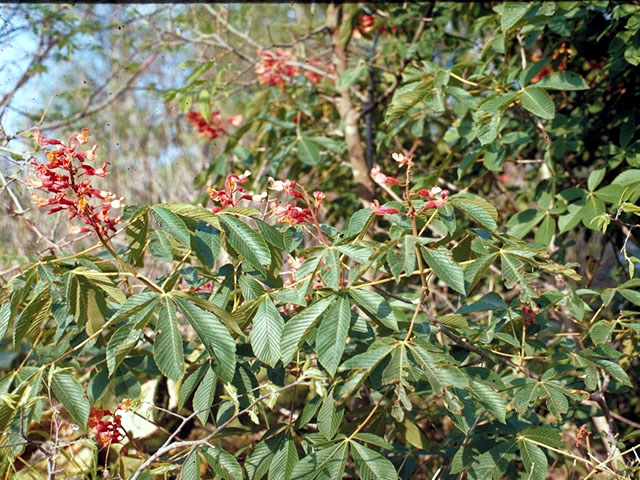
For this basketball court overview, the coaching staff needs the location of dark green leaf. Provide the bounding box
[174,296,236,382]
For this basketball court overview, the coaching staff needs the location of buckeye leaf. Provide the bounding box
[219,215,271,272]
[316,294,351,376]
[520,87,555,119]
[174,296,236,382]
[421,247,466,295]
[297,136,320,166]
[51,371,90,428]
[154,297,185,381]
[195,221,221,270]
[351,441,398,480]
[193,365,217,425]
[280,297,333,364]
[251,296,284,367]
[535,71,589,90]
[449,195,498,232]
[151,206,191,246]
[501,2,531,31]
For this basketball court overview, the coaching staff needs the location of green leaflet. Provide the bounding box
[154,297,185,381]
[280,297,333,364]
[251,296,284,367]
[315,294,351,376]
[535,71,589,91]
[421,246,466,295]
[268,432,298,480]
[50,371,90,427]
[518,440,547,480]
[449,195,498,232]
[151,205,191,246]
[194,221,221,270]
[351,441,398,480]
[193,365,217,425]
[201,446,243,480]
[219,215,271,273]
[174,296,236,382]
[520,87,555,120]
[297,136,320,166]
[317,391,344,440]
[290,443,348,480]
[501,2,531,30]
[181,451,201,480]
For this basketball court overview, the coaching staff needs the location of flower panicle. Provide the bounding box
[30,128,123,236]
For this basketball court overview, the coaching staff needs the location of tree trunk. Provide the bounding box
[326,3,375,203]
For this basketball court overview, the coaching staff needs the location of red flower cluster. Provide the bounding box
[270,200,312,225]
[30,128,122,236]
[531,44,568,84]
[207,171,266,213]
[255,49,301,87]
[522,304,537,325]
[303,57,335,85]
[255,49,333,87]
[267,177,325,226]
[415,186,449,209]
[186,110,243,140]
[88,405,126,448]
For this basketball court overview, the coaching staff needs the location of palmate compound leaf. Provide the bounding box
[173,296,236,382]
[154,296,185,381]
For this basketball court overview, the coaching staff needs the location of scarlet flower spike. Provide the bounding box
[30,128,123,236]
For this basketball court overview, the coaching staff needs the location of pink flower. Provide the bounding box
[33,130,62,146]
[268,178,303,198]
[370,165,400,185]
[416,186,449,209]
[391,152,411,167]
[313,191,325,207]
[370,199,401,216]
[241,192,267,204]
[270,200,311,225]
[226,114,243,127]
